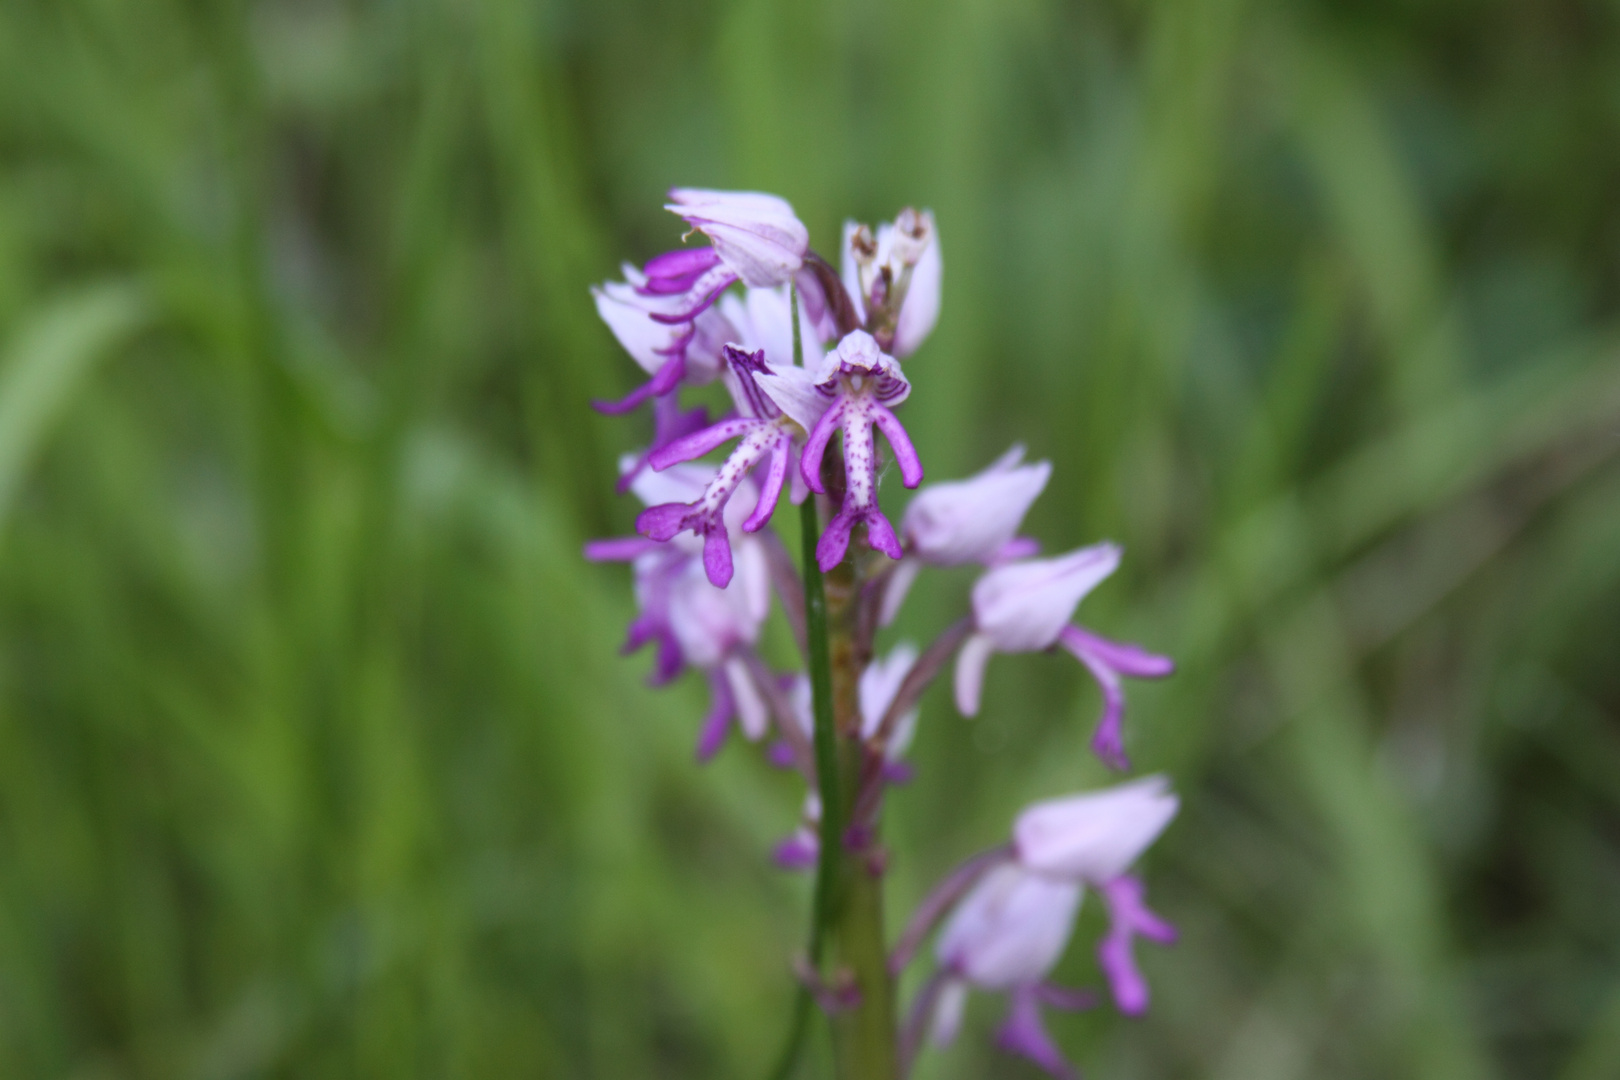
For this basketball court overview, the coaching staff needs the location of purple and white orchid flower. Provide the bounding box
[954,543,1173,770]
[799,330,924,571]
[591,265,735,414]
[637,344,828,587]
[586,460,774,760]
[1014,776,1180,1016]
[897,776,1178,1075]
[917,864,1092,1080]
[880,444,1052,626]
[638,189,810,324]
[841,207,941,357]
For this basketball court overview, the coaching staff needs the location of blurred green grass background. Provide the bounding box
[1,0,1618,1077]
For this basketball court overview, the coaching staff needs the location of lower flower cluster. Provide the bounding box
[584,187,1180,1078]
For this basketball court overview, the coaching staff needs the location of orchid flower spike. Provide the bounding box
[954,543,1173,770]
[799,330,924,571]
[637,345,830,587]
[880,445,1052,625]
[922,864,1092,1080]
[841,208,941,357]
[636,189,810,325]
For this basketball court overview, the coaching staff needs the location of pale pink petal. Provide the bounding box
[1013,775,1179,882]
[878,555,923,627]
[971,542,1121,652]
[893,216,941,358]
[953,631,996,717]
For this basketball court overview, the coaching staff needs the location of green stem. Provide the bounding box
[823,563,898,1080]
[769,284,898,1080]
[803,497,844,957]
[768,284,846,1080]
[796,281,846,972]
[765,495,844,1080]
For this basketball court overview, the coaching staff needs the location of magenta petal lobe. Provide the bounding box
[702,527,734,587]
[583,536,658,562]
[800,398,843,494]
[743,435,791,532]
[635,503,689,542]
[648,417,756,471]
[866,510,904,560]
[872,403,924,488]
[994,986,1079,1080]
[817,508,858,571]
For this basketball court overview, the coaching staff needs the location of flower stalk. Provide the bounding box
[799,288,900,1080]
[587,189,1181,1080]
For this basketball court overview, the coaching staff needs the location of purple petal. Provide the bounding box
[651,634,685,686]
[871,402,923,488]
[721,344,782,420]
[647,266,738,324]
[995,985,1079,1080]
[648,416,757,471]
[635,503,689,543]
[1108,875,1178,945]
[773,834,819,871]
[592,352,686,415]
[1090,703,1128,772]
[743,434,791,532]
[642,246,721,283]
[899,970,952,1072]
[816,504,858,571]
[1097,931,1148,1016]
[1097,875,1176,1016]
[1058,628,1130,772]
[878,556,922,627]
[800,397,844,494]
[696,669,734,762]
[865,509,904,560]
[656,398,714,446]
[617,399,713,494]
[701,527,734,588]
[583,536,658,562]
[1063,626,1174,679]
[766,740,797,769]
[621,611,660,655]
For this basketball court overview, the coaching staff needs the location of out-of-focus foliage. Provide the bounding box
[0,0,1617,1077]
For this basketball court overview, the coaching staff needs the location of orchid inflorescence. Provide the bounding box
[584,188,1180,1079]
